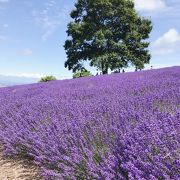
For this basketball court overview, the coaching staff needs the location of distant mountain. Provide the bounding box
[0,75,39,87]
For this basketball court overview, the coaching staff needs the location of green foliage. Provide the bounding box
[75,160,89,179]
[64,0,153,74]
[39,76,56,82]
[73,70,92,78]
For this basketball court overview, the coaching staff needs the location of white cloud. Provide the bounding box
[22,48,33,56]
[3,23,8,28]
[0,0,9,12]
[135,0,166,11]
[0,0,9,2]
[154,29,180,46]
[4,73,44,79]
[152,28,180,55]
[15,73,43,79]
[40,16,60,41]
[33,0,71,41]
[0,35,6,41]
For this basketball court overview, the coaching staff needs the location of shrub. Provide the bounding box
[39,76,56,82]
[73,70,92,79]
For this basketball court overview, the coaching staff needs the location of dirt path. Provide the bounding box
[0,151,42,180]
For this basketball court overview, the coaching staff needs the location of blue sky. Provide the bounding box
[0,0,179,79]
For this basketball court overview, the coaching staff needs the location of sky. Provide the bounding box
[0,0,180,79]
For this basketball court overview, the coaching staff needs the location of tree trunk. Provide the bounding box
[101,63,108,74]
[102,69,108,74]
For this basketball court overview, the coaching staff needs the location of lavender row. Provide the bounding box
[0,67,179,179]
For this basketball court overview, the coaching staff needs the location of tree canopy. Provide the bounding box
[64,0,152,74]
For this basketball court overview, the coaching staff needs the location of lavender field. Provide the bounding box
[0,67,179,179]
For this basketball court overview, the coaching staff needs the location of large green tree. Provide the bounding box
[64,0,152,74]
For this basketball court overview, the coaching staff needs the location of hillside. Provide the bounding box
[0,67,179,179]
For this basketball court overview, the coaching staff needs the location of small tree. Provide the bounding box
[64,0,152,74]
[73,69,92,78]
[39,76,56,82]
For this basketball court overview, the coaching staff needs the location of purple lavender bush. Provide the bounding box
[0,67,179,179]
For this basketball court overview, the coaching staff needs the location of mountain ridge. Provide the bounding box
[0,74,39,87]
